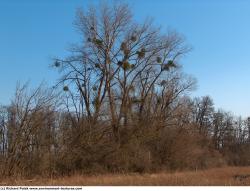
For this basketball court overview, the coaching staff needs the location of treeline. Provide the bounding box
[0,3,250,177]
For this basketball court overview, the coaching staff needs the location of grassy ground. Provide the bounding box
[1,167,250,186]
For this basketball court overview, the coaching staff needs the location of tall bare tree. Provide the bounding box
[54,2,190,143]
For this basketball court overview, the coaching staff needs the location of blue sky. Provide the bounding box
[0,0,250,117]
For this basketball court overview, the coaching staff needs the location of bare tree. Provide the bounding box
[54,2,190,143]
[3,83,58,176]
[192,96,214,136]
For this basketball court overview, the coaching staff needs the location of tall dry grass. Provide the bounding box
[1,166,250,186]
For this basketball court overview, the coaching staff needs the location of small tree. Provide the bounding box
[3,83,58,176]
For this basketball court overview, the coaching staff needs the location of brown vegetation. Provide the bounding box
[1,167,250,186]
[0,2,250,181]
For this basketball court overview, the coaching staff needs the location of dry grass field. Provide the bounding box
[1,167,250,186]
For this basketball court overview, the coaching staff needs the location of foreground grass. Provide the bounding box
[2,167,250,186]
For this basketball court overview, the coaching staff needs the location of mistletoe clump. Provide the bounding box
[87,37,92,42]
[167,60,176,68]
[93,38,103,47]
[160,80,167,86]
[122,61,132,70]
[157,57,162,63]
[162,64,170,71]
[95,63,101,68]
[131,35,137,42]
[63,86,69,92]
[54,60,60,67]
[121,42,130,57]
[162,60,176,71]
[120,42,127,51]
[137,48,146,59]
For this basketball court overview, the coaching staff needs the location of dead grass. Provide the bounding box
[2,167,250,186]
